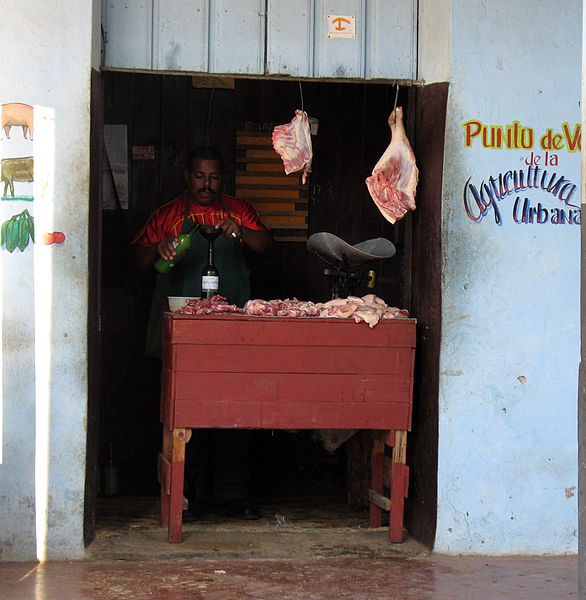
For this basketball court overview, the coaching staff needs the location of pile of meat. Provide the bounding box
[365,106,418,224]
[272,110,313,184]
[176,295,242,315]
[317,294,410,327]
[175,294,409,327]
[243,298,320,318]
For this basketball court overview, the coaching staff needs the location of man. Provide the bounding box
[132,146,273,520]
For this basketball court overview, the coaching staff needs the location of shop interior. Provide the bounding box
[93,71,443,548]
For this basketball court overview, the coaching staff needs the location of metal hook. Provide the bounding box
[393,84,400,113]
[299,81,304,114]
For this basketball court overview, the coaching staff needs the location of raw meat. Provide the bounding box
[243,298,320,317]
[272,110,313,184]
[365,106,418,224]
[177,295,242,315]
[316,294,410,327]
[177,294,409,326]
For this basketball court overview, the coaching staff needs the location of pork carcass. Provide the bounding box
[365,107,418,224]
[272,110,313,184]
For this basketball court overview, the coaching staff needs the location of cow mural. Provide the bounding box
[1,156,33,198]
[2,103,34,140]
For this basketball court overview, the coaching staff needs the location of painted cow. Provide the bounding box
[2,103,34,140]
[1,157,34,197]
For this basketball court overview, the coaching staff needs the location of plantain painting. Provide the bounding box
[1,209,35,252]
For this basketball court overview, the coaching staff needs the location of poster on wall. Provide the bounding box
[103,124,129,210]
[1,102,69,252]
[1,102,35,253]
[461,119,580,227]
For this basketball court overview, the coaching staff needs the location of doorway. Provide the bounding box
[89,72,444,548]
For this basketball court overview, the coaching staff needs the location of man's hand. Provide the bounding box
[215,219,241,240]
[132,235,178,271]
[155,236,179,260]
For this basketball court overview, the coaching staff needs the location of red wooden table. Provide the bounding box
[158,312,416,543]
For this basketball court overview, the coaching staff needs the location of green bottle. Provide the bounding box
[154,220,199,274]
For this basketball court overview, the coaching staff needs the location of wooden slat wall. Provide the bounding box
[235,129,308,242]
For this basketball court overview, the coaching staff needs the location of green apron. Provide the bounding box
[166,195,252,307]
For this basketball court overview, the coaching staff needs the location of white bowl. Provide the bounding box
[168,296,199,312]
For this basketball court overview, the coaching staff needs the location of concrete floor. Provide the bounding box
[0,497,578,599]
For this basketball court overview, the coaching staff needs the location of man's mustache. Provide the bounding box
[198,187,214,194]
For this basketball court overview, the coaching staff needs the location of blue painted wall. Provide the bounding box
[435,0,580,554]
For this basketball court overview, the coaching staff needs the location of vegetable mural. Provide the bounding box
[1,100,67,251]
[1,209,34,252]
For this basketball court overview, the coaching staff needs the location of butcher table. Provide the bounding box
[158,312,417,543]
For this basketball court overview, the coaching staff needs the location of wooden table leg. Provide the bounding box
[389,430,409,542]
[369,437,386,528]
[158,426,191,543]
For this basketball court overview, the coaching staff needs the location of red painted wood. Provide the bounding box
[160,485,169,527]
[168,458,185,543]
[174,400,410,429]
[389,463,408,543]
[172,373,413,404]
[160,313,416,543]
[407,348,416,430]
[157,452,171,495]
[164,314,416,349]
[172,344,413,375]
[370,440,385,528]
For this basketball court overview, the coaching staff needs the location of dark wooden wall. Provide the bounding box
[404,83,448,548]
[99,72,413,500]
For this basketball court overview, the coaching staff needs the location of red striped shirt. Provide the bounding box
[132,192,267,246]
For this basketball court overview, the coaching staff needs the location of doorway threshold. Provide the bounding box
[88,496,428,561]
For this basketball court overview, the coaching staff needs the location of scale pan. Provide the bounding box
[306,232,395,267]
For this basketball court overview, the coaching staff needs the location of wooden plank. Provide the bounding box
[175,400,262,428]
[368,489,391,511]
[261,215,306,225]
[237,188,300,198]
[244,149,278,159]
[256,210,309,217]
[174,400,411,429]
[274,235,308,242]
[389,462,408,542]
[172,373,413,404]
[250,198,307,206]
[370,439,385,527]
[265,223,307,229]
[238,151,281,161]
[172,345,414,375]
[244,162,284,172]
[168,428,189,543]
[164,315,417,348]
[236,130,271,137]
[236,174,301,186]
[236,135,273,146]
[249,202,296,212]
[157,452,171,495]
[160,366,175,427]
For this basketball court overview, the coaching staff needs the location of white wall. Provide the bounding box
[436,0,580,554]
[0,1,93,561]
[418,0,451,83]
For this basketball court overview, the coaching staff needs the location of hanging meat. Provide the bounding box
[365,106,418,224]
[272,110,313,184]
